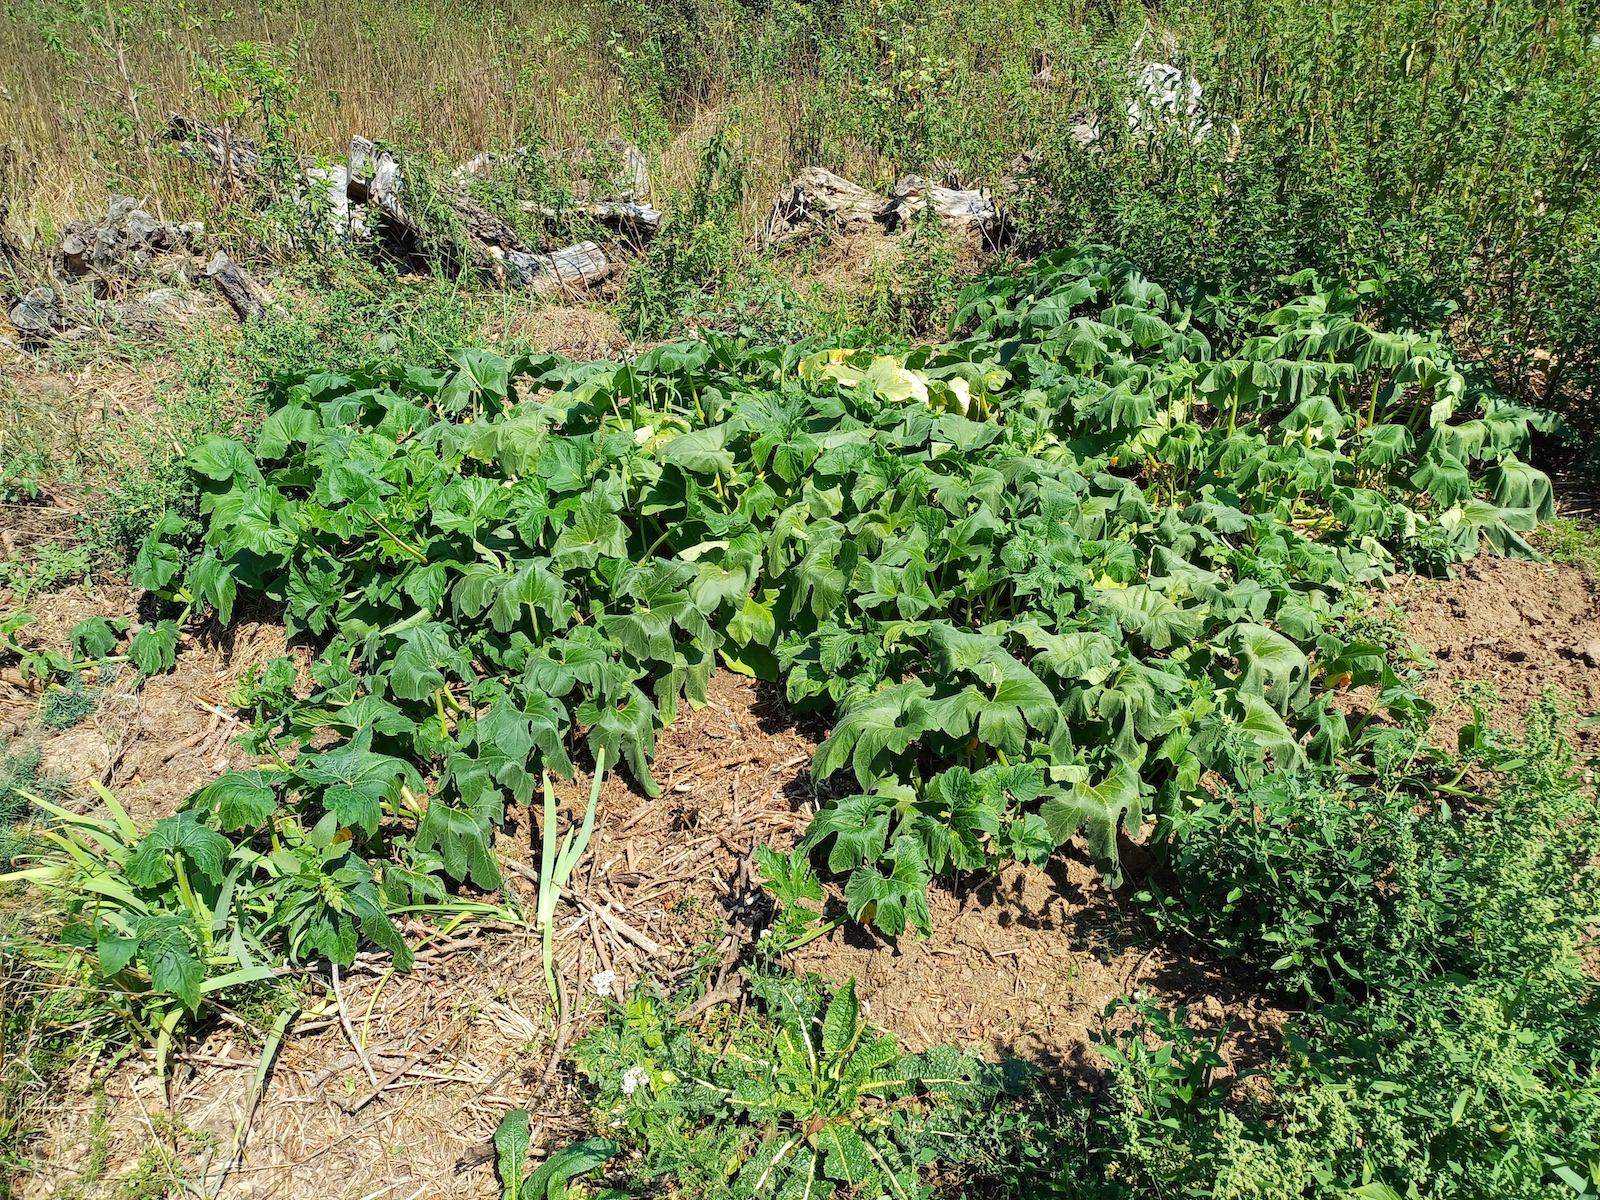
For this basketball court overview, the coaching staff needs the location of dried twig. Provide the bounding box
[344,1019,465,1113]
[675,978,742,1024]
[99,694,144,787]
[330,963,378,1088]
[500,858,664,956]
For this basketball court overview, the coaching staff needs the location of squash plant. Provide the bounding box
[109,245,1556,954]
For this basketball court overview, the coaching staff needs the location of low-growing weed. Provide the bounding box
[0,739,69,871]
[574,970,1023,1199]
[0,542,91,600]
[1536,515,1600,577]
[39,676,98,729]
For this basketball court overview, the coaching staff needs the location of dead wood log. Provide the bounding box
[58,196,203,279]
[502,241,612,293]
[303,164,362,241]
[878,174,996,232]
[347,135,375,202]
[519,198,662,238]
[369,147,413,235]
[8,286,64,337]
[166,114,260,192]
[204,251,268,322]
[760,167,885,249]
[572,138,650,200]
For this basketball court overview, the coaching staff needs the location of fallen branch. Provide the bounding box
[675,978,742,1024]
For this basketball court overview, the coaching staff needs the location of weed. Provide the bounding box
[0,740,69,871]
[0,543,91,600]
[848,205,966,343]
[39,676,98,730]
[574,970,1019,1198]
[618,128,747,338]
[1535,515,1600,577]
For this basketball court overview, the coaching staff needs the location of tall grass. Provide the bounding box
[2,0,1598,411]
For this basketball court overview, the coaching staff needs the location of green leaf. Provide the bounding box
[802,792,893,872]
[818,1122,871,1186]
[577,687,659,796]
[928,652,1064,758]
[1487,458,1555,521]
[657,425,733,475]
[821,977,860,1056]
[455,560,569,634]
[129,620,180,677]
[1013,622,1116,681]
[495,1110,531,1200]
[843,835,931,937]
[96,927,140,977]
[1038,765,1144,888]
[390,623,466,701]
[551,496,628,568]
[126,811,231,887]
[132,514,186,592]
[813,682,935,788]
[417,801,502,890]
[300,745,422,836]
[188,553,239,625]
[519,1137,618,1200]
[1091,586,1205,650]
[68,615,127,661]
[256,402,320,460]
[754,844,823,908]
[1220,622,1309,714]
[1356,423,1414,467]
[140,916,204,1011]
[186,435,263,485]
[197,770,280,832]
[1410,444,1472,507]
[725,594,776,647]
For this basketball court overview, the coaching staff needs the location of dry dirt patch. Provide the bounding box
[1395,554,1600,740]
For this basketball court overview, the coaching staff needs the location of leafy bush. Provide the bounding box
[1033,695,1600,1199]
[618,129,747,338]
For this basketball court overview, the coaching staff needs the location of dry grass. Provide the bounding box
[0,0,637,234]
[0,0,900,247]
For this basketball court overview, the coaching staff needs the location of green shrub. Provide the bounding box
[618,129,747,338]
[1051,694,1600,1199]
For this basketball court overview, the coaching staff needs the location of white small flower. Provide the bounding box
[591,969,617,997]
[621,1066,649,1095]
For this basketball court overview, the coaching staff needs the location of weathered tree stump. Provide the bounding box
[204,251,269,322]
[760,168,886,248]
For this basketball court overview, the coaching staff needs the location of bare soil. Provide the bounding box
[1396,553,1600,741]
[6,552,1597,1198]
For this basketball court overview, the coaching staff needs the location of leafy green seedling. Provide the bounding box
[494,1108,617,1200]
[538,748,607,1007]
